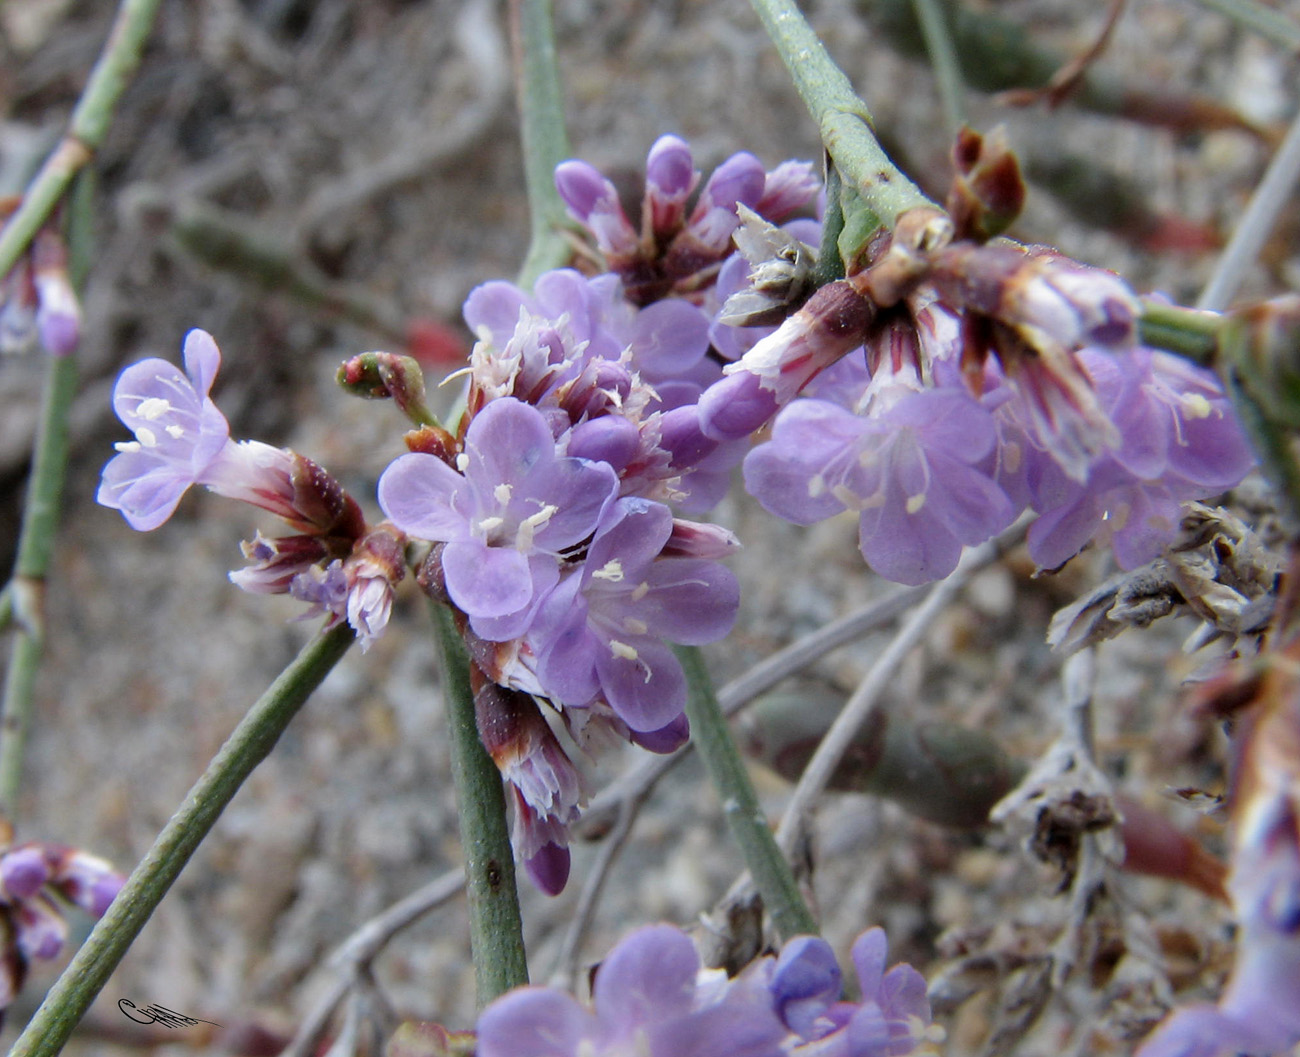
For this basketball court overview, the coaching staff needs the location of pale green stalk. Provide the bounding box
[429,603,529,1005]
[8,624,356,1057]
[510,0,577,287]
[677,645,820,940]
[749,0,934,255]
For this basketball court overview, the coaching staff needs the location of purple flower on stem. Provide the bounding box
[744,377,1016,586]
[477,924,790,1057]
[97,329,233,530]
[531,497,739,733]
[378,397,619,640]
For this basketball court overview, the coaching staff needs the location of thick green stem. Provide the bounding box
[749,0,934,254]
[8,624,355,1057]
[677,645,820,940]
[429,603,528,1005]
[0,0,163,279]
[509,0,576,287]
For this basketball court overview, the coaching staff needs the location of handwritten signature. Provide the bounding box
[118,999,222,1029]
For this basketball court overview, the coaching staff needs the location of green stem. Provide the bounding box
[8,624,355,1057]
[910,0,967,135]
[0,172,94,821]
[428,603,528,1005]
[0,0,163,279]
[676,645,820,940]
[509,0,576,287]
[749,0,934,249]
[1136,299,1222,366]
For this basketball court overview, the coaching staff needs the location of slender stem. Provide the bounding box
[1137,298,1221,365]
[509,0,576,287]
[0,172,94,821]
[428,602,528,1005]
[814,161,847,284]
[911,0,967,135]
[748,0,934,245]
[0,0,163,279]
[677,645,820,940]
[7,624,356,1057]
[1197,103,1300,312]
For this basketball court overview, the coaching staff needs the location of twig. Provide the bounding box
[1197,103,1300,311]
[428,602,529,1006]
[7,624,356,1057]
[996,0,1128,111]
[0,0,164,279]
[280,868,464,1057]
[774,528,1020,857]
[547,799,641,991]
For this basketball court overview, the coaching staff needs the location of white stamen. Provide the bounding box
[477,515,504,536]
[630,581,649,602]
[494,482,513,505]
[136,426,159,448]
[623,618,649,636]
[455,453,470,473]
[516,503,557,552]
[165,424,186,439]
[114,441,142,453]
[905,492,926,515]
[609,639,638,661]
[808,474,826,498]
[592,559,624,582]
[135,396,172,420]
[1181,393,1212,419]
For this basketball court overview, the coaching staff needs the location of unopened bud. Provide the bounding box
[1220,294,1300,430]
[337,352,436,426]
[946,125,1026,242]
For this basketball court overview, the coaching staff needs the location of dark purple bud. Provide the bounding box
[524,841,570,897]
[53,850,125,917]
[946,125,1026,242]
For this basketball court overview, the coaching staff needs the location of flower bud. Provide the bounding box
[337,351,436,426]
[945,125,1026,242]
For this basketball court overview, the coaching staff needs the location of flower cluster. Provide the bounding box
[98,329,404,650]
[476,923,941,1057]
[704,218,1255,584]
[0,837,124,1019]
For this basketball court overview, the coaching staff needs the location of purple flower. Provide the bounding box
[768,929,940,1057]
[97,329,233,530]
[744,377,1016,586]
[378,398,618,640]
[477,925,790,1057]
[531,498,739,732]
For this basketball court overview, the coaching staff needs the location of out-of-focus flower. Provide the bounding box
[476,924,790,1057]
[1137,634,1300,1057]
[0,838,124,1021]
[476,924,939,1057]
